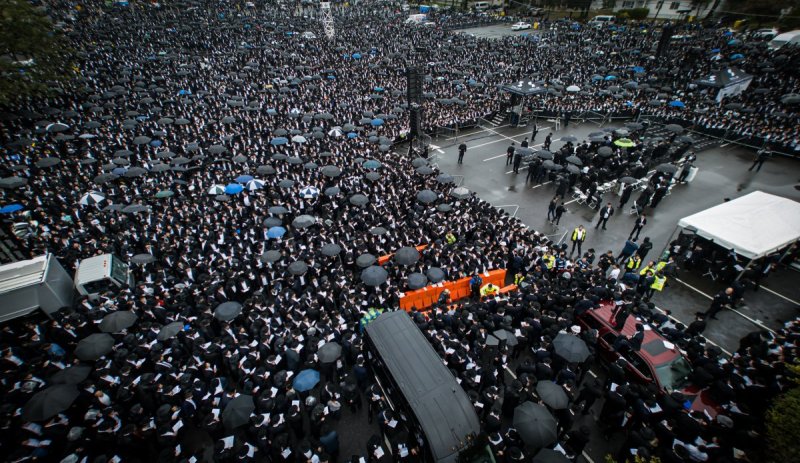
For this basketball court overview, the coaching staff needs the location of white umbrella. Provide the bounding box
[79,191,105,206]
[566,85,580,93]
[246,179,265,191]
[300,186,319,199]
[328,128,343,137]
[207,184,226,195]
[291,135,307,144]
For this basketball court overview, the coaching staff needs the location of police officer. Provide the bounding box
[646,271,667,299]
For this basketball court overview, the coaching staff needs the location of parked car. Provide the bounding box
[751,28,778,39]
[511,22,531,31]
[577,302,720,416]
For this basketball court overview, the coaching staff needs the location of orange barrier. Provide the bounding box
[399,269,507,312]
[499,284,518,294]
[377,244,427,266]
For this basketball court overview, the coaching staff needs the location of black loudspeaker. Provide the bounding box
[409,105,423,136]
[407,66,423,103]
[656,24,673,57]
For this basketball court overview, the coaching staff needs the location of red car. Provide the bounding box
[578,302,720,417]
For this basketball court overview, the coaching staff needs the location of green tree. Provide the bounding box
[0,0,72,106]
[765,363,800,463]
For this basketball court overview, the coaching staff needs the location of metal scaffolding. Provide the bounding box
[320,2,334,39]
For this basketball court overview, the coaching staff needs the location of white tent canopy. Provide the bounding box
[677,191,800,260]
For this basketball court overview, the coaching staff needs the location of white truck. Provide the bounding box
[74,254,135,298]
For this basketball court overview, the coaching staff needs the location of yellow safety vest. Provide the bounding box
[650,276,666,291]
[639,265,654,276]
[656,261,667,272]
[626,256,641,270]
[571,228,585,241]
[445,233,456,245]
[480,284,498,297]
[544,255,555,270]
[514,274,525,285]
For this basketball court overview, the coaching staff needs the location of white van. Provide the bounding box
[75,254,135,297]
[588,15,615,28]
[473,1,490,12]
[405,14,427,24]
[768,30,800,50]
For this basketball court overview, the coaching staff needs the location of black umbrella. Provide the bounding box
[133,136,152,145]
[408,273,428,290]
[394,247,420,266]
[552,332,591,363]
[655,163,679,174]
[596,146,613,157]
[99,311,138,333]
[269,206,289,215]
[0,176,28,189]
[318,342,342,363]
[261,250,282,263]
[533,448,571,463]
[257,165,277,175]
[536,381,570,410]
[426,267,445,283]
[75,333,115,361]
[411,157,428,168]
[157,321,185,341]
[370,226,387,236]
[292,215,316,229]
[361,266,388,286]
[436,203,452,212]
[349,194,369,206]
[324,187,340,196]
[436,173,454,184]
[222,394,255,429]
[263,217,282,228]
[565,155,582,166]
[356,253,377,268]
[416,166,434,175]
[566,164,581,174]
[618,176,637,184]
[49,365,92,385]
[417,189,438,204]
[289,261,309,275]
[321,243,342,256]
[493,329,519,347]
[22,385,80,421]
[35,157,61,168]
[560,135,578,143]
[513,402,558,448]
[486,335,501,347]
[365,172,381,181]
[321,165,342,178]
[214,302,243,321]
[131,253,155,264]
[664,124,684,134]
[535,150,554,160]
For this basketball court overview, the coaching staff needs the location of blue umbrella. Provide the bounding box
[371,118,384,126]
[631,66,645,73]
[0,204,23,214]
[668,100,685,108]
[373,86,384,92]
[327,75,336,80]
[270,137,288,146]
[235,175,254,183]
[149,140,162,147]
[266,108,278,116]
[293,369,320,392]
[591,75,603,82]
[347,132,358,139]
[723,31,733,36]
[730,53,744,60]
[112,167,127,176]
[352,53,362,59]
[604,75,617,81]
[728,39,741,46]
[710,48,720,53]
[225,183,244,195]
[267,226,286,239]
[363,160,382,169]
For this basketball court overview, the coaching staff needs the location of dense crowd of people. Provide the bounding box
[0,1,797,462]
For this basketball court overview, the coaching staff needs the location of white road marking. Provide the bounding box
[673,277,776,334]
[445,123,512,140]
[760,285,800,306]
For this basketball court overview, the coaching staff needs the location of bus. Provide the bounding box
[364,311,495,463]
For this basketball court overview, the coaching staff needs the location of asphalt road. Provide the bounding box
[427,119,800,352]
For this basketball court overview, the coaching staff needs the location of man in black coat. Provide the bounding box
[506,143,515,166]
[595,203,614,230]
[513,150,523,174]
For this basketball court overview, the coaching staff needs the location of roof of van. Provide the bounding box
[0,255,49,295]
[75,254,112,283]
[772,30,800,41]
[366,311,480,463]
